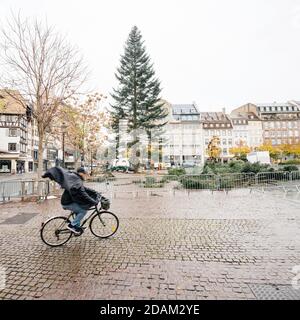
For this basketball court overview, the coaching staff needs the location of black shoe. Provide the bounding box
[67,223,81,235]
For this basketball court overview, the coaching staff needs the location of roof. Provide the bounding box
[230,111,260,121]
[256,102,291,108]
[0,90,27,115]
[200,112,231,123]
[172,104,199,115]
[256,102,300,113]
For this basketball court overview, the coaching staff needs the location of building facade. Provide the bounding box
[0,91,33,174]
[200,111,233,162]
[0,90,78,174]
[230,103,263,148]
[162,103,204,165]
[257,102,300,146]
[231,101,300,147]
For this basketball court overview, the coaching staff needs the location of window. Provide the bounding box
[6,115,14,122]
[8,143,17,151]
[222,139,227,145]
[228,139,232,146]
[9,129,18,137]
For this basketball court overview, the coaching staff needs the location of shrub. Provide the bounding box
[283,165,299,172]
[180,176,215,189]
[279,159,300,165]
[181,178,212,189]
[168,168,186,176]
[241,162,270,174]
[143,176,165,188]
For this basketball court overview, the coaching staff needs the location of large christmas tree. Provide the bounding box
[110,26,167,167]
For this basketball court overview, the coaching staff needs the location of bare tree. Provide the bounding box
[60,93,108,170]
[0,13,88,177]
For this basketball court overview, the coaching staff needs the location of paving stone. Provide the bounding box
[0,190,299,299]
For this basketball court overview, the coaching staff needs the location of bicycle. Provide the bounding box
[40,199,119,247]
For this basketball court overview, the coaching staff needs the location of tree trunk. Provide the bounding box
[115,134,120,159]
[131,133,140,173]
[159,137,163,163]
[74,150,81,169]
[37,129,45,199]
[147,131,152,165]
[90,150,93,176]
[37,130,44,179]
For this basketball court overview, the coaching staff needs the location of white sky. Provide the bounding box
[0,0,300,112]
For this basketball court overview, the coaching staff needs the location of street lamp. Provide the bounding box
[61,122,67,168]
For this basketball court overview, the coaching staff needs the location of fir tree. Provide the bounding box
[110,26,167,166]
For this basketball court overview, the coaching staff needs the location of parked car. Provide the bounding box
[110,158,135,173]
[182,161,196,168]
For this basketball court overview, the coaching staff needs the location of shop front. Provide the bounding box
[0,160,11,173]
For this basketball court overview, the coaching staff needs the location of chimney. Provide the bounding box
[222,107,226,114]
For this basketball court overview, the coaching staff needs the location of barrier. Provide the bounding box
[1,171,300,201]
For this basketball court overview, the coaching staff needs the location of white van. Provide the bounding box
[111,158,134,172]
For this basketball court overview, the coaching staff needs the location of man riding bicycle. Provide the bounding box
[42,166,102,235]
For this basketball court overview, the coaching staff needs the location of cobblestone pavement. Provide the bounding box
[0,189,299,300]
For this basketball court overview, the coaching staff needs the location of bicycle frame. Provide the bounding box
[67,204,103,228]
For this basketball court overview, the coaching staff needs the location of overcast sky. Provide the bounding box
[0,0,300,112]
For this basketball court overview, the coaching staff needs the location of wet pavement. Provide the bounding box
[0,189,300,300]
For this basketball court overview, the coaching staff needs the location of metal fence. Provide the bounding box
[0,180,60,202]
[87,171,300,197]
[1,171,300,201]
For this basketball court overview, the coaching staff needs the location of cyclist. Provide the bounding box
[42,166,100,235]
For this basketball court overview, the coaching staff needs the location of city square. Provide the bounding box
[0,185,299,300]
[1,0,300,307]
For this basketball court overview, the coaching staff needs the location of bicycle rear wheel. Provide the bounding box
[40,216,72,247]
[89,211,119,238]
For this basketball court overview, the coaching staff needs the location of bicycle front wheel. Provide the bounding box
[40,216,72,247]
[89,211,119,238]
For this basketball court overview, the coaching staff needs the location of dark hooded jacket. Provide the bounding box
[42,167,99,209]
